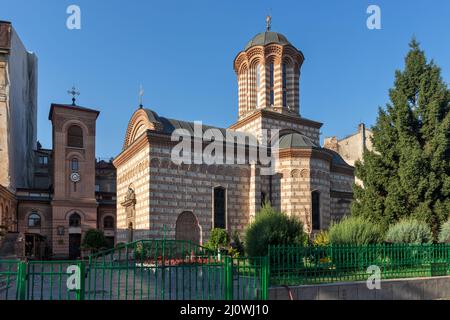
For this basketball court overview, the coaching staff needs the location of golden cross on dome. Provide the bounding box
[266,15,272,31]
[67,86,80,106]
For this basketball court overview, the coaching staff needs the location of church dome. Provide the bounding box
[244,31,292,50]
[278,132,318,149]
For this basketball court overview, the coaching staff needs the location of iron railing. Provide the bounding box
[268,243,450,285]
[0,240,268,300]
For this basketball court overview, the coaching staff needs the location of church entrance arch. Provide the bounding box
[175,211,201,245]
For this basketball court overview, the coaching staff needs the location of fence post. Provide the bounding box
[224,256,233,300]
[261,256,269,300]
[16,261,27,300]
[76,261,86,300]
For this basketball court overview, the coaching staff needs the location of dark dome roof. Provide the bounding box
[323,149,353,168]
[278,133,318,149]
[245,32,292,50]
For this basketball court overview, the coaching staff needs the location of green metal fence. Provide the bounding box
[0,239,268,300]
[269,243,450,285]
[0,260,20,300]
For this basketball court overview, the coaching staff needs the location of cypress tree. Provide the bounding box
[352,39,450,239]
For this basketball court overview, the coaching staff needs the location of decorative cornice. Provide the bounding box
[277,148,332,162]
[113,132,150,168]
[51,199,98,208]
[229,109,323,130]
[233,43,304,74]
[0,185,16,201]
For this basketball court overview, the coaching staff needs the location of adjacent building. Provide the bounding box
[0,21,37,233]
[0,21,116,259]
[324,123,373,185]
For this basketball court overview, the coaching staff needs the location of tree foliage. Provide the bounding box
[204,228,229,251]
[438,220,450,243]
[82,229,107,252]
[352,39,450,239]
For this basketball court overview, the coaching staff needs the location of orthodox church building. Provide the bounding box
[114,20,355,245]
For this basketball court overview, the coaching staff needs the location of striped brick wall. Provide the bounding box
[142,143,253,243]
[116,144,151,242]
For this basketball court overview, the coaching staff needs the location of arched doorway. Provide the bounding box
[68,213,82,259]
[175,211,201,245]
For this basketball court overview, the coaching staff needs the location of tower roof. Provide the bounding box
[244,31,292,50]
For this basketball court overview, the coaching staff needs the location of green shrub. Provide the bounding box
[82,229,107,252]
[205,228,229,251]
[385,219,432,244]
[439,220,450,243]
[245,202,308,257]
[313,230,330,246]
[328,216,383,245]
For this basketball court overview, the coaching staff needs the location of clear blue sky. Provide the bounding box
[2,0,450,158]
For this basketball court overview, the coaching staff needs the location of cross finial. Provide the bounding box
[67,86,80,106]
[138,85,144,108]
[266,15,272,31]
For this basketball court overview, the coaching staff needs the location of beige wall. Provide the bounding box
[324,123,373,166]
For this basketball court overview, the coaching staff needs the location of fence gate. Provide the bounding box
[0,240,268,300]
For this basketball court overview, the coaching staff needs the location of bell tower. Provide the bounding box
[48,92,99,259]
[233,16,304,120]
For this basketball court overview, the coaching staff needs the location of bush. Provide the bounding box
[385,219,432,244]
[439,220,450,243]
[82,229,107,252]
[205,228,229,251]
[230,230,245,256]
[328,216,383,245]
[245,202,308,257]
[313,230,330,246]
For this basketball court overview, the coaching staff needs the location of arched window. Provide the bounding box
[103,216,114,229]
[282,63,287,107]
[269,63,275,106]
[28,212,41,228]
[71,158,79,171]
[213,187,226,229]
[312,191,321,230]
[69,213,81,227]
[255,64,261,107]
[67,125,83,148]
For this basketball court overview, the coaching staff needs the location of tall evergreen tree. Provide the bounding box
[352,39,450,238]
